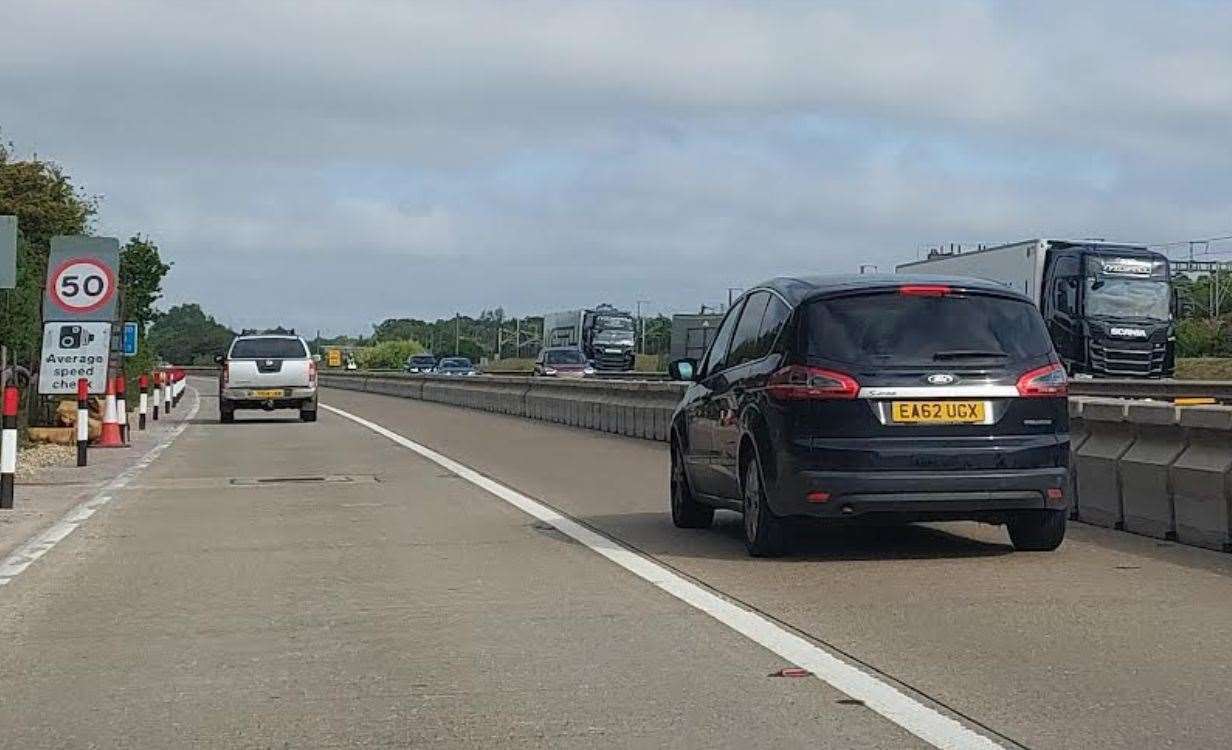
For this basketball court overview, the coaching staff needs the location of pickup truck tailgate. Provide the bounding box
[228,358,313,388]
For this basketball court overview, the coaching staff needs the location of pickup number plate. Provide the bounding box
[249,389,288,398]
[891,400,986,424]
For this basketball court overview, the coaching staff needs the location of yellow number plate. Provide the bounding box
[249,389,286,398]
[891,400,986,424]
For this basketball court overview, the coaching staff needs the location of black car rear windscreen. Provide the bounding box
[803,292,1053,366]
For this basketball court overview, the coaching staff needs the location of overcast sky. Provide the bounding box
[4,1,1230,334]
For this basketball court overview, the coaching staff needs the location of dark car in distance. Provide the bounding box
[405,354,438,373]
[434,357,478,376]
[534,347,596,378]
[668,275,1070,557]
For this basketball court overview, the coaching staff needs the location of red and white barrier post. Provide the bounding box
[97,377,124,448]
[152,372,161,421]
[174,370,184,406]
[116,375,129,443]
[1,385,17,509]
[163,371,172,415]
[138,374,148,430]
[76,378,89,466]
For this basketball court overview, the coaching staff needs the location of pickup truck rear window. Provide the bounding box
[803,291,1053,366]
[230,339,308,359]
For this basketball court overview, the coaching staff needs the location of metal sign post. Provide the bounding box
[1,217,16,394]
[0,216,15,290]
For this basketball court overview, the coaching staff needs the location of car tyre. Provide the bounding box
[742,455,787,557]
[220,401,235,424]
[670,442,713,529]
[1007,509,1067,551]
[300,408,317,423]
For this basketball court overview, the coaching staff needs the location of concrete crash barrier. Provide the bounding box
[1067,399,1090,520]
[320,373,685,442]
[1171,406,1232,551]
[1119,402,1184,539]
[1074,399,1134,529]
[524,378,681,441]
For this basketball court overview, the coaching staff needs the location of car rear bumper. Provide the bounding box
[769,467,1069,520]
[222,387,317,409]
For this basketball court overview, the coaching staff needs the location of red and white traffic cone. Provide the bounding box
[116,375,129,443]
[76,378,89,466]
[152,372,161,421]
[97,377,125,448]
[1,385,18,510]
[138,374,148,430]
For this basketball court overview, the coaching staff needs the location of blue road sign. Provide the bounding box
[122,321,139,356]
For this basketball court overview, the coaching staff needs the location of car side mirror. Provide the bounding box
[669,358,697,382]
[213,354,225,365]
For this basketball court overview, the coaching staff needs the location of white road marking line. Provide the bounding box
[0,388,201,587]
[322,403,1005,750]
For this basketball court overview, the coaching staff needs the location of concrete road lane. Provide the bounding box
[0,387,925,748]
[320,385,1232,750]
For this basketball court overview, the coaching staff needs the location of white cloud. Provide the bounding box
[2,0,1229,332]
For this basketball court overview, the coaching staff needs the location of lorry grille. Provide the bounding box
[1089,339,1166,377]
[594,352,631,370]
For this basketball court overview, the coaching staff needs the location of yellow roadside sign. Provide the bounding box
[327,349,342,367]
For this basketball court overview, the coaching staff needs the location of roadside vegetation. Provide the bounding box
[1175,358,1232,380]
[354,340,425,370]
[0,138,171,425]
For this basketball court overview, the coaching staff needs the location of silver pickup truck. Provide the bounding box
[217,335,318,423]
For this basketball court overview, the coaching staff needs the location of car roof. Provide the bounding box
[233,334,303,340]
[748,273,1032,307]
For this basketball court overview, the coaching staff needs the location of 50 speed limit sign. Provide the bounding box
[48,257,116,314]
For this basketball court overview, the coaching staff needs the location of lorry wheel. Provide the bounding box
[220,402,235,424]
[1007,510,1067,551]
[671,443,713,529]
[300,409,317,423]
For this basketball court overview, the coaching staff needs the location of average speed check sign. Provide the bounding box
[48,256,116,315]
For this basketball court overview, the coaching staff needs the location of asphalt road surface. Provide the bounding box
[3,381,1231,748]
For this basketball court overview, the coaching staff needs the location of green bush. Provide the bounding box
[1176,319,1225,358]
[355,339,425,370]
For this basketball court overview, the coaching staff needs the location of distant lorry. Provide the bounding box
[898,239,1175,377]
[670,313,723,362]
[542,304,636,371]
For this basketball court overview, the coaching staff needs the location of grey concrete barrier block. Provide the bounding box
[1074,399,1135,528]
[1068,399,1090,519]
[1119,402,1184,539]
[1171,406,1232,551]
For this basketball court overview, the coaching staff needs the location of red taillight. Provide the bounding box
[806,491,831,503]
[899,284,950,297]
[1016,363,1067,397]
[768,366,859,400]
[309,359,318,386]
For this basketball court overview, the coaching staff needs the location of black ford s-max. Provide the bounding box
[668,275,1070,557]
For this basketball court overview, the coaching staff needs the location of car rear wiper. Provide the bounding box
[933,350,1009,360]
